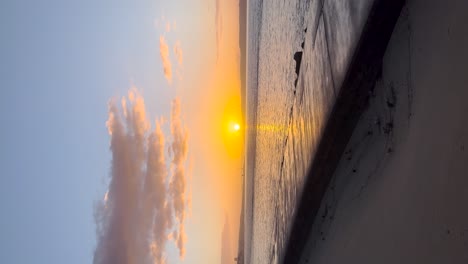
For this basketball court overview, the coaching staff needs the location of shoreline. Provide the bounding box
[283,0,405,263]
[235,164,245,264]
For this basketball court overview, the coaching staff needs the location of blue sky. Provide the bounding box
[0,0,174,262]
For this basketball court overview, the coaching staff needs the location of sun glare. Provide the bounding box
[228,121,241,133]
[220,95,243,158]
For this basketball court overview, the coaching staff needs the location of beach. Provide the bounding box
[242,0,400,262]
[240,0,468,263]
[298,0,468,262]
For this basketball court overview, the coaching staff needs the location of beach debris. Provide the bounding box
[344,149,353,161]
[321,206,328,219]
[294,51,303,87]
[294,52,303,73]
[375,117,382,128]
[386,82,397,108]
[383,121,393,134]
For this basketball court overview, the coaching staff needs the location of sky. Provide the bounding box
[0,0,242,263]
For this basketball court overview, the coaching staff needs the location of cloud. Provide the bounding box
[173,41,183,81]
[159,36,173,84]
[221,214,233,264]
[215,0,223,61]
[173,41,183,66]
[94,90,190,264]
[169,98,189,258]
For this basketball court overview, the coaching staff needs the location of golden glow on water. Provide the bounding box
[256,124,288,133]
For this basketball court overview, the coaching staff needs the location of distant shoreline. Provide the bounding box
[235,164,245,264]
[236,0,247,263]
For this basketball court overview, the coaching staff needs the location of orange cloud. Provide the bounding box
[169,98,189,259]
[94,90,190,263]
[159,36,173,84]
[173,41,183,66]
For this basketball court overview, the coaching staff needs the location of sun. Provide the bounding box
[228,121,241,133]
